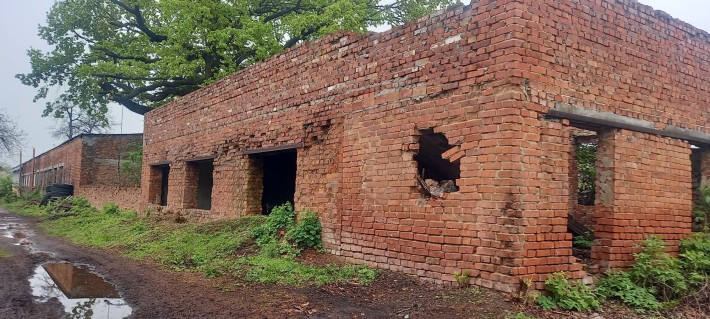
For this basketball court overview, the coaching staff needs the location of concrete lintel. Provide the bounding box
[550,103,710,145]
[244,143,304,155]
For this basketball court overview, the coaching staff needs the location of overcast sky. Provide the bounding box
[1,0,708,167]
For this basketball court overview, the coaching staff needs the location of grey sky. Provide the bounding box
[1,0,708,167]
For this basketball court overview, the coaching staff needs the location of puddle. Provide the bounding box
[29,262,132,318]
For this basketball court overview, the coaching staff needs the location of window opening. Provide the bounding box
[191,160,214,210]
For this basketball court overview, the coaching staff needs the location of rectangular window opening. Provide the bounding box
[186,160,214,210]
[149,164,170,206]
[249,150,297,215]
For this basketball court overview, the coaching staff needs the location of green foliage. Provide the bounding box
[120,142,143,184]
[573,231,594,249]
[3,198,374,286]
[285,211,322,249]
[576,143,597,195]
[0,247,10,258]
[595,271,661,312]
[693,186,710,231]
[0,176,14,199]
[18,0,453,117]
[537,272,600,312]
[252,203,323,255]
[251,203,297,246]
[630,236,688,301]
[239,256,376,285]
[101,202,120,215]
[453,269,470,288]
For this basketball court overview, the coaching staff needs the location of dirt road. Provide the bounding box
[0,208,525,319]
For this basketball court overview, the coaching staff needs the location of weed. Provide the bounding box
[573,231,594,249]
[102,202,120,215]
[285,211,322,249]
[453,269,470,288]
[630,236,687,301]
[0,247,10,258]
[537,272,600,312]
[596,271,661,312]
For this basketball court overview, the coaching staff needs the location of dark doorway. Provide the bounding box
[260,151,297,215]
[195,161,214,210]
[159,165,170,206]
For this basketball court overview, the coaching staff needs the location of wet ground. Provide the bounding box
[0,208,630,319]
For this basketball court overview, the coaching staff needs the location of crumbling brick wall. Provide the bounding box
[142,0,710,291]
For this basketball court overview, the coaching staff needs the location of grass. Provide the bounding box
[0,247,10,258]
[3,197,376,286]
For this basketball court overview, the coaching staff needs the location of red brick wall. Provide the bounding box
[18,138,83,190]
[18,134,143,211]
[592,129,693,268]
[141,0,710,290]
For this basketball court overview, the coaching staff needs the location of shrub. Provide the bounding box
[251,203,296,246]
[693,186,710,231]
[596,271,661,312]
[102,202,120,215]
[573,231,594,249]
[285,211,322,249]
[630,236,687,301]
[537,272,601,312]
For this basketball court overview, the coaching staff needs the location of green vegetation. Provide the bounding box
[539,234,710,314]
[120,142,143,184]
[572,231,594,249]
[453,269,470,288]
[19,0,453,119]
[4,198,375,286]
[693,186,710,231]
[576,143,597,198]
[0,247,11,258]
[536,272,601,312]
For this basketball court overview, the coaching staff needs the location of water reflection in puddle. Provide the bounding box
[29,262,132,319]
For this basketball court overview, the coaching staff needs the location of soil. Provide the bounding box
[0,208,645,319]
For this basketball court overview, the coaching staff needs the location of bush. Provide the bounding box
[102,202,120,215]
[252,203,323,254]
[630,236,688,301]
[0,176,13,199]
[693,186,710,231]
[537,272,601,312]
[596,271,661,312]
[285,211,322,249]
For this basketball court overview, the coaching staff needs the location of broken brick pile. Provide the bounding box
[141,0,710,291]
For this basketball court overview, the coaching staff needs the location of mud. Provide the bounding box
[0,208,616,319]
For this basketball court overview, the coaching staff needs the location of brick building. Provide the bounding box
[16,134,143,210]
[141,0,710,291]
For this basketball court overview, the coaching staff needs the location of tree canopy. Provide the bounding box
[18,0,454,118]
[49,102,114,141]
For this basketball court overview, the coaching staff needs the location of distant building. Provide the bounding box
[16,134,143,210]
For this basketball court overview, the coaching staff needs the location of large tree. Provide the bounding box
[18,0,453,118]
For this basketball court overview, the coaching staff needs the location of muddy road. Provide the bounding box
[0,208,521,319]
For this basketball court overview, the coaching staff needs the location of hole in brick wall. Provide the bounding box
[690,145,708,232]
[414,129,460,197]
[567,128,598,264]
[186,160,215,210]
[250,150,297,215]
[149,164,170,206]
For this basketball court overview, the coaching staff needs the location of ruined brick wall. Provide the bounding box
[76,134,143,210]
[516,0,709,272]
[18,134,143,211]
[142,0,710,291]
[592,129,692,268]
